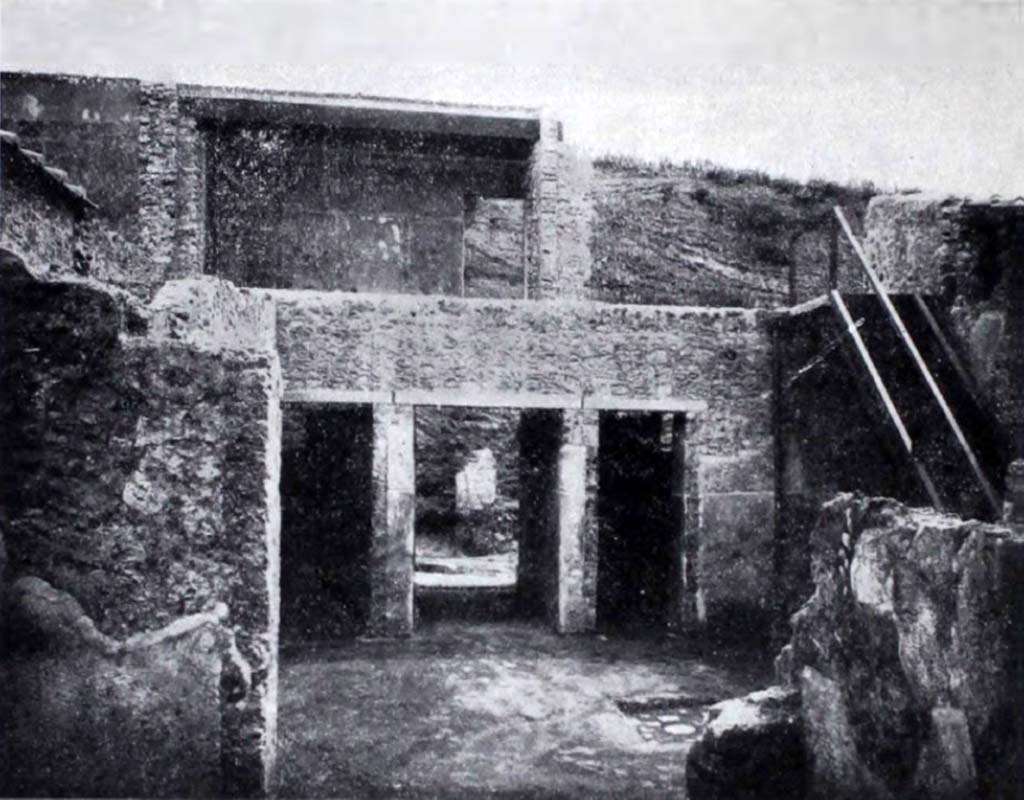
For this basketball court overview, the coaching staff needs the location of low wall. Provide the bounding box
[777,494,1024,799]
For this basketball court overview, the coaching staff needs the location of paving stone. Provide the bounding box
[664,723,697,736]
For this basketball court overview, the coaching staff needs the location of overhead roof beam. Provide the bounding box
[179,84,541,141]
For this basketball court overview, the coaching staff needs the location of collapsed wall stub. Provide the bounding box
[0,263,283,795]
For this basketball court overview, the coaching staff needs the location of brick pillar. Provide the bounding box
[369,404,415,637]
[556,409,598,633]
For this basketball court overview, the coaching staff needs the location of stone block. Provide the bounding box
[1004,459,1024,524]
[799,666,893,800]
[149,277,276,352]
[863,193,973,295]
[783,494,1024,799]
[685,686,806,800]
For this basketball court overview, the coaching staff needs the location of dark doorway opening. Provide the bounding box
[597,411,680,631]
[279,404,373,643]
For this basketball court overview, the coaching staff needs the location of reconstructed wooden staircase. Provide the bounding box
[789,208,1009,521]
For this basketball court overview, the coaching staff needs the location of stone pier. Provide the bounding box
[517,408,599,634]
[556,409,599,634]
[369,404,416,637]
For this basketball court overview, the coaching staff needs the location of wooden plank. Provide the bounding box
[787,293,831,317]
[830,290,944,511]
[830,291,913,453]
[829,223,839,291]
[834,206,1002,516]
[911,294,983,402]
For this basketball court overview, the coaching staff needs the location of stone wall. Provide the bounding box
[205,123,529,295]
[272,292,769,402]
[777,494,1024,799]
[0,72,207,295]
[588,161,873,307]
[0,267,281,796]
[464,197,525,299]
[271,290,775,627]
[0,146,78,273]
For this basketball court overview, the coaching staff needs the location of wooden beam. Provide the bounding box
[830,289,944,511]
[911,294,983,403]
[787,293,831,317]
[834,206,1002,516]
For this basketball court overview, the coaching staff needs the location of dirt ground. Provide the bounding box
[275,621,774,798]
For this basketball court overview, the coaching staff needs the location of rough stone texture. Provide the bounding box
[778,494,1024,799]
[1005,459,1024,523]
[149,276,276,352]
[863,193,975,295]
[588,160,873,307]
[171,110,208,279]
[272,292,770,401]
[0,147,78,274]
[525,120,593,301]
[453,448,511,554]
[685,686,806,799]
[864,194,1024,463]
[464,197,525,298]
[0,72,210,296]
[369,404,416,637]
[0,577,249,798]
[1,73,141,284]
[772,303,929,627]
[0,268,281,795]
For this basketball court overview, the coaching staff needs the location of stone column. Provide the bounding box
[369,404,416,637]
[556,408,599,634]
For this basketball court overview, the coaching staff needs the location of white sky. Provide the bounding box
[2,0,1022,195]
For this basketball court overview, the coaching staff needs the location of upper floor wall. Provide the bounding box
[0,71,546,300]
[0,71,874,310]
[205,122,530,295]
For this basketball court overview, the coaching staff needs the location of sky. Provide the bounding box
[2,0,1022,195]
